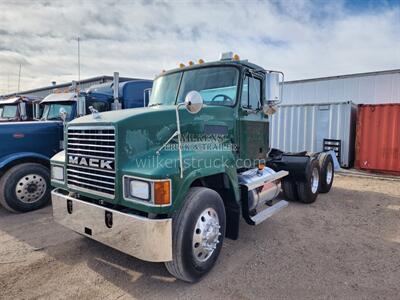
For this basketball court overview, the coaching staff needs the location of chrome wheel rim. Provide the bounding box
[192,208,221,263]
[311,167,319,194]
[326,162,333,185]
[15,174,47,204]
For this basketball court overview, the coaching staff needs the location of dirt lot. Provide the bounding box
[0,175,399,300]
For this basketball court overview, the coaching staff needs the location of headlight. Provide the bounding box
[129,180,150,200]
[123,176,171,205]
[51,165,64,181]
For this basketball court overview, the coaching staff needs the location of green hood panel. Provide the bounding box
[70,106,169,125]
[113,105,235,162]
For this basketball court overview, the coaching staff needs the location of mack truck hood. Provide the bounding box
[68,105,236,177]
[69,106,170,124]
[0,121,64,160]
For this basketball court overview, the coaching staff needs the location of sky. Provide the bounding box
[0,0,399,94]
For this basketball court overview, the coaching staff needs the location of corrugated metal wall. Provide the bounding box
[283,71,400,105]
[270,102,357,167]
[355,104,400,175]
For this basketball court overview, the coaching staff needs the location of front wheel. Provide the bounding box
[165,187,226,283]
[0,163,51,213]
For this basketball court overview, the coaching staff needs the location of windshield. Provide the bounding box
[41,102,74,120]
[149,66,239,106]
[1,105,18,119]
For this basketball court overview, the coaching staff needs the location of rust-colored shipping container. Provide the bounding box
[355,104,400,175]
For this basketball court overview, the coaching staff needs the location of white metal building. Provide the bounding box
[283,69,400,105]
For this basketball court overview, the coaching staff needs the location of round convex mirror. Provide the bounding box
[184,91,203,114]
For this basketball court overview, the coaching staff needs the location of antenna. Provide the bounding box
[17,64,22,93]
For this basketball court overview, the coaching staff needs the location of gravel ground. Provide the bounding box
[0,175,399,300]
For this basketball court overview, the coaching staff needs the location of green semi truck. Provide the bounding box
[50,53,335,282]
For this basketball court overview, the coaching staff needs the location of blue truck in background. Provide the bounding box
[0,75,152,213]
[0,96,42,122]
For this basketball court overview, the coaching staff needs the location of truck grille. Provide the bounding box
[66,126,116,198]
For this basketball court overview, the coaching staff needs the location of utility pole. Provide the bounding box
[17,64,21,93]
[77,36,80,91]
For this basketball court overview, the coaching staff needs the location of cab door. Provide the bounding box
[238,73,269,165]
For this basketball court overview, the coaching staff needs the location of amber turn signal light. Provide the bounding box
[154,180,171,205]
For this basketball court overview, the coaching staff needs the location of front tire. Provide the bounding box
[0,163,50,213]
[165,187,226,283]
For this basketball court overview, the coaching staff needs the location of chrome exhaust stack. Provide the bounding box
[111,72,122,110]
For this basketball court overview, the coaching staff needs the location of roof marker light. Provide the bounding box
[233,54,240,61]
[188,60,194,66]
[179,63,185,68]
[220,52,234,61]
[198,59,204,64]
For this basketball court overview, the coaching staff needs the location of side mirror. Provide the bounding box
[184,91,203,114]
[143,88,152,107]
[265,71,283,103]
[19,102,27,120]
[59,107,67,122]
[77,96,86,116]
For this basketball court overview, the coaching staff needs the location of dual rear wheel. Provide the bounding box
[283,153,334,204]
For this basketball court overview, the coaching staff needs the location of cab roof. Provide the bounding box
[41,92,78,103]
[0,95,42,104]
[160,59,265,78]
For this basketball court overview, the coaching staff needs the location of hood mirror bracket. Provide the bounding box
[156,91,204,178]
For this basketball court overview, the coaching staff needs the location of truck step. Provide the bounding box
[251,200,289,225]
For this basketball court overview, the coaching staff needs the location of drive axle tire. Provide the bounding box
[165,187,226,283]
[0,163,51,213]
[296,159,320,204]
[318,153,334,193]
[282,179,298,202]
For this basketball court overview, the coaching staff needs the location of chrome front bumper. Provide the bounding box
[52,189,172,262]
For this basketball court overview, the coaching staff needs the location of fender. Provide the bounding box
[172,157,241,240]
[172,153,240,211]
[0,152,50,171]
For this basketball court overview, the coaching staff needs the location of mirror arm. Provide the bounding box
[156,131,179,155]
[176,102,184,178]
[156,102,185,178]
[241,107,258,114]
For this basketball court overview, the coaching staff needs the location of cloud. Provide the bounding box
[0,0,399,94]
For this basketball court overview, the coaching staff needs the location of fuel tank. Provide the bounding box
[238,167,281,212]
